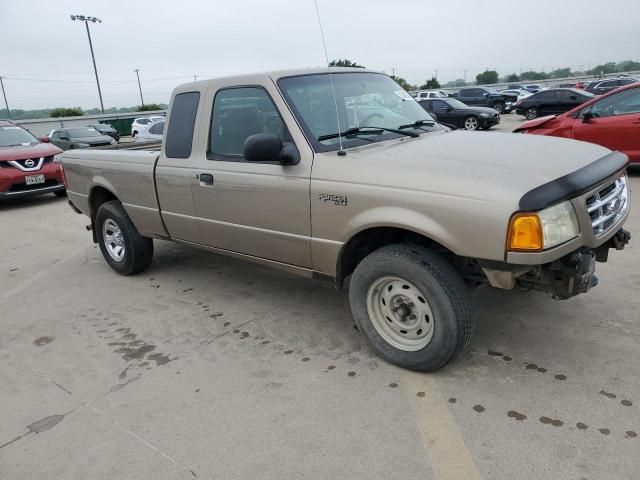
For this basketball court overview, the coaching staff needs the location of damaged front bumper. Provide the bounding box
[482,228,631,300]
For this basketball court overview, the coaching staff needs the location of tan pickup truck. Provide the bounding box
[60,68,630,371]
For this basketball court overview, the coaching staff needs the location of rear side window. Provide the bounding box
[165,92,200,159]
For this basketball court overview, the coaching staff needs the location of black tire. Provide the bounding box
[54,190,67,198]
[349,244,474,372]
[493,102,505,114]
[463,115,480,131]
[95,200,153,275]
[525,108,538,120]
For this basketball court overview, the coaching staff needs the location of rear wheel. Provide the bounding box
[464,116,480,130]
[349,244,474,372]
[525,108,538,120]
[95,200,153,275]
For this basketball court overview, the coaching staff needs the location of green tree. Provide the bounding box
[50,107,84,118]
[444,78,467,87]
[390,75,415,91]
[137,103,163,112]
[504,73,520,83]
[588,62,617,75]
[329,59,365,68]
[520,70,549,81]
[550,67,572,78]
[419,77,441,89]
[476,70,498,85]
[618,60,640,72]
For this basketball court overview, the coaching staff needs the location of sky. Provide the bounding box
[1,0,639,110]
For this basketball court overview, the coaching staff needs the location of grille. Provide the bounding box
[585,175,628,237]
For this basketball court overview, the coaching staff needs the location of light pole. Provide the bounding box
[134,69,144,107]
[0,76,9,119]
[70,14,104,113]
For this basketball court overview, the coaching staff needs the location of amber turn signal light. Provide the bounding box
[507,213,543,251]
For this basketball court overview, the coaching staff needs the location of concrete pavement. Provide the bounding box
[0,169,638,479]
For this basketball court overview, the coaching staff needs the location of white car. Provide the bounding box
[413,90,448,101]
[130,116,164,138]
[134,120,165,142]
[499,89,532,101]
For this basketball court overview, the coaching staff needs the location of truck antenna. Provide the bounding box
[313,0,345,156]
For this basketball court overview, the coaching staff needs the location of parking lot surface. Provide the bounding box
[1,156,638,479]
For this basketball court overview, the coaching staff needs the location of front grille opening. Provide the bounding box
[586,176,628,237]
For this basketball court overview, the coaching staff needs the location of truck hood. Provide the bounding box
[335,130,613,209]
[0,142,62,161]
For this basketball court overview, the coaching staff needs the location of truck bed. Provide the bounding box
[91,140,162,151]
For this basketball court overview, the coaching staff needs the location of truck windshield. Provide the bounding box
[278,72,439,152]
[0,125,39,147]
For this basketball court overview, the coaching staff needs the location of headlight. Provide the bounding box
[507,200,579,251]
[76,142,90,148]
[53,153,63,163]
[480,112,490,117]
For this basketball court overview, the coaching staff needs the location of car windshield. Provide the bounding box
[0,125,39,147]
[278,72,440,152]
[67,127,101,138]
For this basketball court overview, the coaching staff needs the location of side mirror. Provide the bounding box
[39,136,50,143]
[582,111,594,123]
[483,93,490,97]
[445,107,452,112]
[59,135,70,140]
[243,133,300,165]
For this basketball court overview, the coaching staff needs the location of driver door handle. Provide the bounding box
[198,173,214,186]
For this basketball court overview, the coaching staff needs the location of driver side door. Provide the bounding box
[191,83,313,267]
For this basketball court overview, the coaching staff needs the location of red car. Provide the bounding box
[0,120,66,199]
[515,82,640,163]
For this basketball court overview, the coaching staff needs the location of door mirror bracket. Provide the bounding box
[582,111,594,123]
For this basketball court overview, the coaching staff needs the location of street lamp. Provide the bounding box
[134,69,144,107]
[70,14,104,114]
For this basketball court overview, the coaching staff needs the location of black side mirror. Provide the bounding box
[243,133,300,165]
[59,135,69,140]
[582,111,594,123]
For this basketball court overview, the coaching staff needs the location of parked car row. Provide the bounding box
[419,98,500,130]
[516,82,640,163]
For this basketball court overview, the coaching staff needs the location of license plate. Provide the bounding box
[25,174,45,185]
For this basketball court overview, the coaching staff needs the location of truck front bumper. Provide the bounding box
[482,228,630,299]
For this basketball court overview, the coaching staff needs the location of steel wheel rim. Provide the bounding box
[366,276,435,351]
[103,218,126,262]
[465,117,479,130]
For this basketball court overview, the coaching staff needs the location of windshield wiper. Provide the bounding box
[318,126,418,141]
[398,119,437,130]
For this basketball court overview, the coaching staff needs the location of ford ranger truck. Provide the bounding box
[60,68,631,372]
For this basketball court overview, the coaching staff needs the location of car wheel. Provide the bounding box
[95,200,153,275]
[525,108,538,120]
[464,116,480,130]
[349,244,474,372]
[493,102,505,114]
[132,130,138,138]
[54,190,67,198]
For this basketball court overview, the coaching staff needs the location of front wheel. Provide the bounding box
[525,108,538,120]
[95,200,153,275]
[349,244,474,372]
[464,116,480,130]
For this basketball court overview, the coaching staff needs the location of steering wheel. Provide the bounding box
[359,112,384,127]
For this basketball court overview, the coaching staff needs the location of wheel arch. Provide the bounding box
[88,185,120,242]
[335,225,457,289]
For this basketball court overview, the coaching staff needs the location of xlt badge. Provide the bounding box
[319,193,347,206]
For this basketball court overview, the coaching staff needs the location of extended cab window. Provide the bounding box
[208,87,288,161]
[165,91,200,158]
